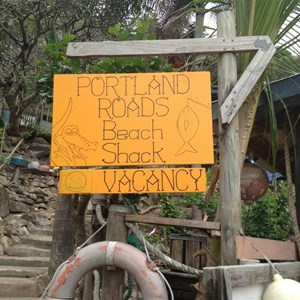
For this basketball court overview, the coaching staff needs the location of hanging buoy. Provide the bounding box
[240,162,269,204]
[263,274,300,300]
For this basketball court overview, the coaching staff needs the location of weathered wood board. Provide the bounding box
[125,214,220,230]
[236,235,297,261]
[203,262,300,300]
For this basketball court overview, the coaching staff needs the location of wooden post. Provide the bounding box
[295,114,300,227]
[101,205,131,300]
[218,11,242,265]
[83,195,108,300]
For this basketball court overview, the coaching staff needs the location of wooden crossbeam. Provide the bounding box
[125,214,220,231]
[66,36,275,126]
[67,36,269,57]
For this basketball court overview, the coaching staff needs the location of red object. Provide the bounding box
[168,56,183,68]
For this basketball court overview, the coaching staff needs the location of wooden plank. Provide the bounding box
[223,268,233,300]
[204,262,300,298]
[225,262,300,287]
[203,267,218,300]
[170,239,184,263]
[125,214,220,230]
[66,36,272,58]
[185,240,200,268]
[218,11,241,266]
[101,205,130,300]
[220,42,276,124]
[236,235,297,261]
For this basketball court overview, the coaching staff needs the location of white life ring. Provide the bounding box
[47,241,168,300]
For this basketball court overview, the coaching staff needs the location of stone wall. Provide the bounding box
[0,137,56,255]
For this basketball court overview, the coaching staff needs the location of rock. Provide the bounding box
[21,213,37,222]
[34,137,50,145]
[30,150,50,158]
[9,201,30,213]
[47,179,56,186]
[27,221,37,232]
[0,244,4,255]
[0,236,11,251]
[0,175,9,187]
[29,193,37,201]
[4,217,28,236]
[50,187,57,193]
[37,203,47,210]
[30,143,50,158]
[19,197,35,205]
[9,191,21,201]
[0,187,10,218]
[4,216,28,228]
[11,235,20,244]
[16,226,30,236]
[0,225,5,235]
[36,198,44,204]
[14,187,25,194]
[31,142,51,151]
[36,274,50,296]
[32,217,52,227]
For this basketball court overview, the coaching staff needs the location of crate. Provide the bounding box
[170,233,208,270]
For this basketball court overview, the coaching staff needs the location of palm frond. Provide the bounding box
[233,0,300,75]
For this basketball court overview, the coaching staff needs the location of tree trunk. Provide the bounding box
[72,195,90,247]
[48,194,76,278]
[7,107,21,136]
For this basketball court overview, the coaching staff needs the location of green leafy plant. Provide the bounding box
[158,194,185,219]
[35,18,174,103]
[242,181,293,240]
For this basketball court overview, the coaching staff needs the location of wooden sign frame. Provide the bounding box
[67,36,276,125]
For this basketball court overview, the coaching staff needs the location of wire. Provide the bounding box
[155,268,174,300]
[239,229,279,275]
[76,222,107,252]
[140,225,174,300]
[142,234,151,262]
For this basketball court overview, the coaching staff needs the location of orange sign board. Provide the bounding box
[59,167,206,194]
[51,72,213,167]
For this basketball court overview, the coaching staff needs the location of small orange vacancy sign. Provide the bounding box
[51,72,213,167]
[59,167,206,194]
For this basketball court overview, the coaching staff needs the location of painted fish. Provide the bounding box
[176,105,199,156]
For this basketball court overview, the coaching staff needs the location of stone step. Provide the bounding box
[6,245,51,257]
[0,266,48,278]
[0,298,40,300]
[30,227,53,237]
[0,277,39,297]
[0,256,50,267]
[20,234,52,249]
